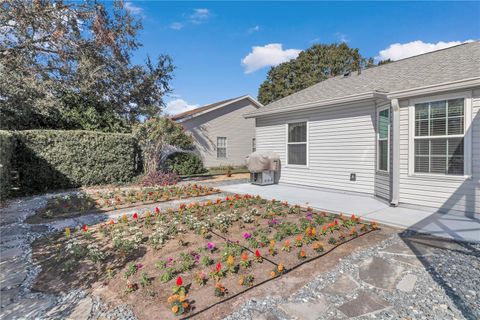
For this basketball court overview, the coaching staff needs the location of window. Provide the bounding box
[252,138,256,152]
[414,98,464,175]
[217,137,227,158]
[287,122,307,165]
[377,108,390,172]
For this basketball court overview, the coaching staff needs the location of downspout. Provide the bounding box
[390,98,400,206]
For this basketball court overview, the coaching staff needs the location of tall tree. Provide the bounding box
[258,43,372,105]
[0,0,174,131]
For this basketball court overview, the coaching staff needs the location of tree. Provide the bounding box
[133,118,194,173]
[378,58,393,66]
[0,0,174,131]
[258,43,372,105]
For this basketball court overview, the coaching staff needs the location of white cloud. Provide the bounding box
[377,40,474,61]
[165,98,199,115]
[335,32,348,43]
[189,8,212,24]
[241,43,302,74]
[169,22,184,30]
[125,2,144,16]
[248,25,260,33]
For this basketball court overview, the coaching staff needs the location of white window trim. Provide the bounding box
[407,91,472,179]
[285,119,309,168]
[377,106,390,173]
[216,136,227,159]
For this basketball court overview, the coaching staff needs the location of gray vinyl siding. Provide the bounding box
[256,102,376,195]
[398,88,480,214]
[374,102,391,201]
[181,99,257,168]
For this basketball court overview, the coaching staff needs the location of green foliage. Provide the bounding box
[0,131,15,200]
[258,43,374,105]
[13,130,140,195]
[0,0,174,131]
[165,152,206,176]
[133,117,194,173]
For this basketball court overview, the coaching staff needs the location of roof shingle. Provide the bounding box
[248,41,480,117]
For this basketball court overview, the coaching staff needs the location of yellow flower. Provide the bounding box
[64,227,70,237]
[179,295,186,302]
[227,255,235,266]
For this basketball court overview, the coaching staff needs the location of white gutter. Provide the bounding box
[387,77,480,100]
[244,91,388,118]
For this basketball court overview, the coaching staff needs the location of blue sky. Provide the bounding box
[117,1,480,115]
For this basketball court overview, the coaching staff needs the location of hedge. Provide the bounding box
[0,131,15,200]
[14,130,140,195]
[165,152,206,176]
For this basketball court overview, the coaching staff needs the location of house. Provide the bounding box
[171,95,262,168]
[245,41,480,214]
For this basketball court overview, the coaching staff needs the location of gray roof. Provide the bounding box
[248,41,480,117]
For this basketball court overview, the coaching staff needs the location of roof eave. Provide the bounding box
[244,91,388,119]
[174,95,263,123]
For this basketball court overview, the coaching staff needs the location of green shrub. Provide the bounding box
[165,152,206,176]
[14,130,140,195]
[0,131,15,200]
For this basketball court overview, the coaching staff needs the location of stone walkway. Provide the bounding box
[0,191,226,319]
[225,232,480,320]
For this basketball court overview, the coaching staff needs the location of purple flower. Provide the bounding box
[243,232,252,239]
[207,242,215,251]
[136,263,144,270]
[306,212,313,220]
[268,218,278,226]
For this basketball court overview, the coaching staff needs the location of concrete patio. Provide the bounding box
[220,183,480,243]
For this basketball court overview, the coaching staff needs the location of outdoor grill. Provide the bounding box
[246,151,280,186]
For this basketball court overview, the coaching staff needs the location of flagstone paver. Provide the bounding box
[358,256,404,290]
[279,296,331,320]
[396,274,417,293]
[337,290,390,317]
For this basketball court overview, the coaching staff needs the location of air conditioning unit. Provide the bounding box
[251,170,275,185]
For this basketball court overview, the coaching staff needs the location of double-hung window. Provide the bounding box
[414,98,465,175]
[377,108,390,172]
[287,121,307,165]
[217,137,227,158]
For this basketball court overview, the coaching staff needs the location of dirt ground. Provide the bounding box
[31,220,397,320]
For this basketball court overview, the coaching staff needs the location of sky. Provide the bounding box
[114,1,480,115]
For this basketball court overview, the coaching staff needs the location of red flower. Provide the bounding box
[132,212,138,220]
[216,262,221,272]
[82,224,88,232]
[351,214,356,221]
[322,225,327,231]
[334,219,338,225]
[176,276,183,286]
[155,207,160,214]
[255,249,261,258]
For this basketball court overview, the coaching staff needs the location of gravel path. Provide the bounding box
[226,232,480,320]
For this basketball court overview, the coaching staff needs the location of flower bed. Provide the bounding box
[30,184,220,222]
[31,195,378,319]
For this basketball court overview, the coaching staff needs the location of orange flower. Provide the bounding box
[285,240,290,247]
[182,302,189,308]
[270,239,275,247]
[270,271,276,278]
[278,264,284,272]
[241,252,248,261]
[171,305,179,313]
[300,250,306,257]
[295,235,302,241]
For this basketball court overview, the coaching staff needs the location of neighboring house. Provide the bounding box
[171,95,262,168]
[245,42,480,214]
